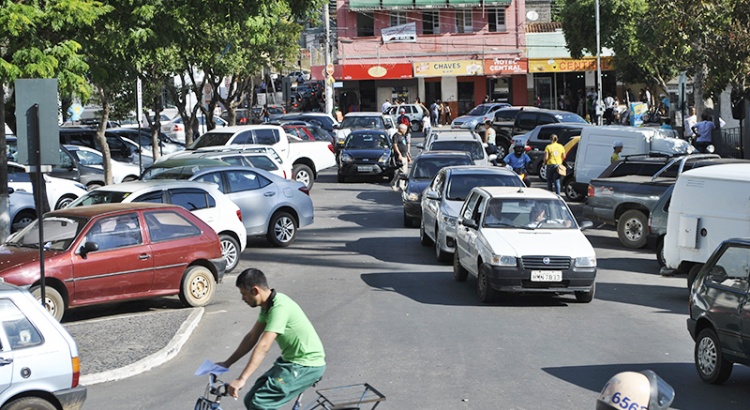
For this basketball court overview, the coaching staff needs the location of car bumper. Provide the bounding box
[646,233,661,250]
[487,266,597,293]
[687,318,697,340]
[403,201,422,219]
[338,164,390,177]
[582,204,612,225]
[56,386,87,410]
[210,257,227,283]
[439,223,458,253]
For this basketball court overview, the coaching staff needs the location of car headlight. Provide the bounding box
[378,152,390,165]
[442,215,457,225]
[466,119,478,128]
[340,153,353,164]
[574,256,597,268]
[491,255,517,267]
[404,192,419,202]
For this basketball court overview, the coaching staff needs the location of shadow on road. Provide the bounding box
[595,282,688,314]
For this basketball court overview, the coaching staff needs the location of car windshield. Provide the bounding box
[430,141,484,160]
[188,132,233,149]
[6,216,86,251]
[71,191,132,206]
[268,107,284,115]
[556,113,588,123]
[411,157,472,180]
[446,174,523,201]
[142,166,203,180]
[345,133,389,149]
[340,117,384,129]
[467,105,492,116]
[483,198,576,229]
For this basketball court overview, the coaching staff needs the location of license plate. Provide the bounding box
[530,270,562,282]
[357,166,374,172]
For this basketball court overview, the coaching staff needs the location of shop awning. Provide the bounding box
[350,0,381,10]
[382,0,413,7]
[414,0,448,7]
[483,0,511,5]
[448,0,480,6]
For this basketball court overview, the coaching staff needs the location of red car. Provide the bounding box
[0,203,226,320]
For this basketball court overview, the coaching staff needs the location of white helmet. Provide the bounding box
[596,370,674,410]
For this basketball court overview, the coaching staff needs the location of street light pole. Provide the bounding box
[324,3,333,116]
[595,0,603,125]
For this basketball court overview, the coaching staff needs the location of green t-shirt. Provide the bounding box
[258,292,326,367]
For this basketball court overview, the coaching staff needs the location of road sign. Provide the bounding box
[326,63,334,76]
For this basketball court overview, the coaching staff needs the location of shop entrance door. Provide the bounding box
[533,77,553,109]
[457,81,475,115]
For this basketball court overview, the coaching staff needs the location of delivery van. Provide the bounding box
[575,126,692,185]
[661,163,750,287]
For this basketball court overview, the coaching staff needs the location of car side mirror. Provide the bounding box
[8,187,15,194]
[79,241,99,259]
[578,220,594,231]
[425,190,440,200]
[461,218,478,229]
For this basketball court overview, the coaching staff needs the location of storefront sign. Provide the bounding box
[310,65,343,81]
[528,57,614,73]
[381,22,417,43]
[343,63,413,80]
[484,58,528,75]
[413,60,484,77]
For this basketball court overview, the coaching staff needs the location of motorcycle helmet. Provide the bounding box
[513,144,525,156]
[596,370,674,410]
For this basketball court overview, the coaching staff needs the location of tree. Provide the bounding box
[0,0,108,240]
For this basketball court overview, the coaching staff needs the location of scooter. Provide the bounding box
[510,166,531,187]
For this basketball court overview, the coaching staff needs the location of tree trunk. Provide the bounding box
[694,66,707,117]
[96,88,114,185]
[0,83,10,241]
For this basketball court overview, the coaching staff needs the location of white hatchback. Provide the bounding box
[67,180,248,273]
[8,162,88,210]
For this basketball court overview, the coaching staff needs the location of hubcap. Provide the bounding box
[274,216,295,243]
[221,240,238,268]
[625,218,643,241]
[697,336,718,375]
[191,275,210,299]
[296,170,311,186]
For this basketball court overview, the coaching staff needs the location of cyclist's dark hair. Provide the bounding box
[236,268,269,290]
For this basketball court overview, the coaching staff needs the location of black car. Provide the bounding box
[400,151,473,227]
[337,130,395,183]
[59,127,134,162]
[688,238,750,384]
[278,113,337,137]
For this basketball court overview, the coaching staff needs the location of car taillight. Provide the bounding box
[587,185,595,197]
[236,209,243,222]
[327,143,334,153]
[647,215,653,234]
[299,186,310,196]
[72,356,81,387]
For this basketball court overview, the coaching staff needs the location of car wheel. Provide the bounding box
[688,263,704,290]
[538,162,548,181]
[656,237,666,268]
[219,234,241,273]
[2,397,57,410]
[575,282,596,303]
[403,210,414,228]
[496,142,508,159]
[617,210,648,248]
[435,232,451,263]
[55,195,77,210]
[411,122,421,133]
[293,164,314,189]
[477,263,499,303]
[695,328,733,384]
[453,251,468,282]
[419,220,433,246]
[179,265,216,307]
[30,286,65,321]
[12,210,36,233]
[564,178,583,202]
[87,182,104,191]
[337,173,345,183]
[267,211,298,247]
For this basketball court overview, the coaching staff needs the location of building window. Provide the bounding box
[488,8,506,32]
[455,10,473,34]
[390,11,407,27]
[422,11,440,35]
[357,12,374,37]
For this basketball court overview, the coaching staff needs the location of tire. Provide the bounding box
[1,396,57,410]
[477,263,499,303]
[293,164,314,189]
[219,234,241,273]
[435,231,451,263]
[179,265,216,307]
[688,263,703,290]
[575,282,596,303]
[411,122,421,133]
[695,328,733,384]
[453,251,468,282]
[12,210,36,232]
[495,142,508,160]
[337,173,345,183]
[656,237,666,268]
[30,286,65,321]
[403,210,413,228]
[563,178,583,202]
[617,210,648,249]
[55,195,77,210]
[538,162,548,181]
[267,211,298,247]
[419,220,433,246]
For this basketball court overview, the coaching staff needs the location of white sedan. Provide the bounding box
[8,162,88,210]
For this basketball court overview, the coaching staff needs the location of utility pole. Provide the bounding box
[324,3,333,116]
[595,0,603,126]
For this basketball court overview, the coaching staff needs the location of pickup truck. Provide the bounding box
[583,154,745,249]
[287,137,336,189]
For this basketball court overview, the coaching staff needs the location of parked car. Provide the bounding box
[254,104,286,122]
[287,70,310,82]
[59,127,135,163]
[68,180,247,273]
[384,104,426,132]
[9,187,37,232]
[418,129,489,166]
[145,147,290,180]
[221,108,258,125]
[0,203,226,320]
[493,107,587,157]
[145,166,314,247]
[161,115,228,142]
[61,144,141,186]
[511,123,590,180]
[688,238,750,384]
[108,127,185,157]
[560,136,584,202]
[453,186,597,303]
[8,162,88,210]
[400,151,474,227]
[140,157,231,180]
[280,122,334,144]
[420,166,525,263]
[646,184,673,268]
[451,102,511,131]
[334,112,397,152]
[337,130,396,183]
[0,282,87,409]
[185,125,289,160]
[6,134,17,161]
[279,112,339,137]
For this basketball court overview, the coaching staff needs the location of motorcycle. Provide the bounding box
[510,166,531,187]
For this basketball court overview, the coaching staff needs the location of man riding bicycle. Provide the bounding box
[217,269,326,409]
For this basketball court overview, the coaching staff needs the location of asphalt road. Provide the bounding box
[79,134,750,410]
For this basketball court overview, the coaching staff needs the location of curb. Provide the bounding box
[80,307,204,386]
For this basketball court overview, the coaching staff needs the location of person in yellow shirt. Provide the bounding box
[543,134,566,195]
[611,141,623,163]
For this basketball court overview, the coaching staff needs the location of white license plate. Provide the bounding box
[357,166,374,172]
[530,270,563,282]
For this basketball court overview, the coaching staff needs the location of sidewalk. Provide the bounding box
[63,307,203,386]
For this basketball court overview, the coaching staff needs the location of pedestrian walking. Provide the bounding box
[543,134,566,195]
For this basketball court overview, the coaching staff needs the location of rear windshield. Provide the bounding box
[467,105,492,116]
[410,157,473,179]
[341,116,385,129]
[73,191,132,206]
[189,133,233,149]
[446,174,523,201]
[431,140,484,160]
[556,113,587,123]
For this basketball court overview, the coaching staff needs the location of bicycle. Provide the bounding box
[195,373,386,410]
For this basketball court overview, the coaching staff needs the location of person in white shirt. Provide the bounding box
[422,115,431,139]
[683,106,697,140]
[381,99,392,113]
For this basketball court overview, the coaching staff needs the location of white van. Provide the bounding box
[575,126,692,185]
[662,164,750,285]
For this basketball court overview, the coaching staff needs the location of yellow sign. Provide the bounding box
[413,60,484,77]
[528,57,614,73]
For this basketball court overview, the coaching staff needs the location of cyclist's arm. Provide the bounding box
[220,320,265,368]
[236,331,277,383]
